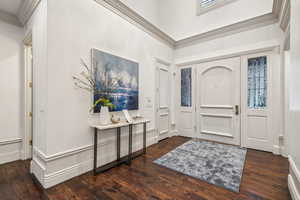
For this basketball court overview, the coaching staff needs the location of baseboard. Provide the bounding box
[272,145,288,157]
[170,130,179,137]
[32,129,157,189]
[0,151,21,165]
[0,138,22,165]
[289,156,300,200]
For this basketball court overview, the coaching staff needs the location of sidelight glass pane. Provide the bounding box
[181,68,192,107]
[247,56,267,109]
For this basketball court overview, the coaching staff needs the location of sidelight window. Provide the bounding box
[181,68,192,107]
[247,56,267,109]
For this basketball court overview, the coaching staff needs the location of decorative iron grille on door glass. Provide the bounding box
[181,68,192,107]
[247,56,267,109]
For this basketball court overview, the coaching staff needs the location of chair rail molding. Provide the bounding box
[0,138,22,145]
[18,0,41,25]
[94,0,284,49]
[288,156,300,200]
[31,129,157,188]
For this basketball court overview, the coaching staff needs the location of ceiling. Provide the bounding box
[0,0,23,16]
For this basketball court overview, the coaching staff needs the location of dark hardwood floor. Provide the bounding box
[0,136,291,200]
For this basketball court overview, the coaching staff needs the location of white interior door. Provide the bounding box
[177,66,196,138]
[156,61,170,141]
[241,53,273,152]
[197,57,241,145]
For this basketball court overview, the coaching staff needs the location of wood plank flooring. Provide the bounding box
[0,136,291,200]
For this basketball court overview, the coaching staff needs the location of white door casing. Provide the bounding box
[24,38,33,159]
[241,52,273,152]
[177,66,196,138]
[196,57,241,145]
[156,59,171,141]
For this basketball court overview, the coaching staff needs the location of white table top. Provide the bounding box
[90,118,150,131]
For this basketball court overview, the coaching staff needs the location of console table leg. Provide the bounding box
[117,127,121,161]
[143,123,147,154]
[93,128,98,175]
[128,124,133,165]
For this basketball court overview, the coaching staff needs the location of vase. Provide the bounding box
[100,106,110,125]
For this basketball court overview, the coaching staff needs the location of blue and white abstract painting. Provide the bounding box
[92,49,139,112]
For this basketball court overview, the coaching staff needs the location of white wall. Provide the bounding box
[29,0,173,188]
[46,0,173,155]
[120,0,160,28]
[24,0,48,155]
[0,19,24,164]
[287,0,300,198]
[158,0,273,40]
[175,24,283,63]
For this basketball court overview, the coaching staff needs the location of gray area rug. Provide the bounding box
[154,139,247,192]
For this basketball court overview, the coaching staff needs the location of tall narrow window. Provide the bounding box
[247,56,267,109]
[197,0,237,15]
[200,0,217,8]
[181,68,192,107]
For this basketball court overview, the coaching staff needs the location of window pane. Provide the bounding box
[200,0,217,8]
[247,56,267,108]
[181,68,192,107]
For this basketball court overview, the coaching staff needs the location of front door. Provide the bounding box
[196,57,241,145]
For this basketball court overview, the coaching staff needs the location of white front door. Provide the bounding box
[241,53,273,152]
[196,57,241,145]
[156,61,170,141]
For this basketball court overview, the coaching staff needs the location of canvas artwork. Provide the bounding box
[92,49,139,112]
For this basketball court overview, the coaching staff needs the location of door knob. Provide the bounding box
[235,105,239,115]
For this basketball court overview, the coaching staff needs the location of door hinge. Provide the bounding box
[29,81,33,88]
[29,112,33,117]
[29,140,32,146]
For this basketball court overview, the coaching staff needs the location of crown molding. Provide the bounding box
[0,10,22,27]
[283,23,290,50]
[175,13,277,48]
[94,0,283,49]
[18,0,41,26]
[273,0,284,18]
[279,0,290,32]
[94,0,176,48]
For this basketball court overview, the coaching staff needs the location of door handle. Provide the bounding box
[235,105,239,115]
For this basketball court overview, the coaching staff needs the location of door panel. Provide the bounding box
[197,57,241,145]
[241,54,273,152]
[157,62,170,141]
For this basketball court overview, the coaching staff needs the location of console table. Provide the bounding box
[90,118,150,175]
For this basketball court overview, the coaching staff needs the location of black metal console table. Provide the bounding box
[90,119,150,175]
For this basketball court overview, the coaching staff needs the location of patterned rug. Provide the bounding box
[154,139,247,192]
